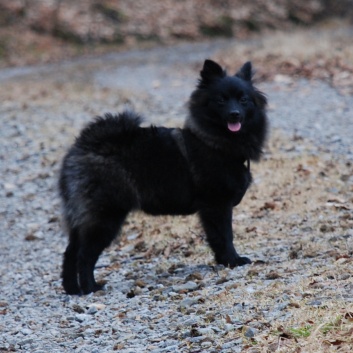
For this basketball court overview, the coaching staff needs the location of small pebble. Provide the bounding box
[75,314,91,323]
[172,281,198,292]
[244,327,255,338]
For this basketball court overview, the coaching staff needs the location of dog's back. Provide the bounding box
[59,111,195,228]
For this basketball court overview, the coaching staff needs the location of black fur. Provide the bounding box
[59,60,268,294]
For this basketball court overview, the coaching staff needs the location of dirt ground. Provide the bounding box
[0,21,353,352]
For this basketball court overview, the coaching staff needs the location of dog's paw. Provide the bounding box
[217,254,251,268]
[81,283,105,295]
[232,256,251,267]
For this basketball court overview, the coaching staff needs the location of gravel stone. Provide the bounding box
[75,314,91,322]
[179,298,199,308]
[1,37,352,353]
[172,281,198,292]
[244,327,256,338]
[222,339,243,349]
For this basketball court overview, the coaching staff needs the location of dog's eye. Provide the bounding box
[217,96,226,104]
[240,96,248,104]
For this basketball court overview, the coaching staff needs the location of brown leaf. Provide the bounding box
[279,331,294,340]
[183,250,193,257]
[247,269,259,277]
[303,248,318,258]
[116,312,126,319]
[336,254,351,261]
[25,233,39,241]
[327,197,347,204]
[48,216,59,223]
[344,312,353,321]
[323,339,345,346]
[186,272,203,281]
[163,245,171,257]
[216,276,229,285]
[266,270,281,279]
[225,283,239,290]
[289,249,299,259]
[134,240,146,252]
[327,203,351,210]
[135,279,146,288]
[296,164,311,175]
[262,202,276,210]
[320,224,335,233]
[190,328,201,337]
[72,304,85,314]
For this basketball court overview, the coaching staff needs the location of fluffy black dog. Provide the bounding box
[59,59,268,294]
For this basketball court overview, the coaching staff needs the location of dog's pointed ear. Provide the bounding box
[200,59,225,81]
[235,61,253,81]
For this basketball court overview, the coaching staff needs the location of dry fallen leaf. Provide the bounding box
[266,271,281,280]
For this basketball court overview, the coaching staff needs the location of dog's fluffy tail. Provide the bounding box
[75,110,143,149]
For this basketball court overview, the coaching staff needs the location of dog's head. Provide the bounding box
[189,59,267,135]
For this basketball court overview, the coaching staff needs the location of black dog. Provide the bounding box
[59,59,268,294]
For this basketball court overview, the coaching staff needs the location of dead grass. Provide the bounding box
[219,19,353,95]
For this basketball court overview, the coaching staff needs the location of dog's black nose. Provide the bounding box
[230,110,240,120]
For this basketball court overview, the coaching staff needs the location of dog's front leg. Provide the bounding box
[199,204,251,267]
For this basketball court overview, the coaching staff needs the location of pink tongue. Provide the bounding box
[228,122,241,132]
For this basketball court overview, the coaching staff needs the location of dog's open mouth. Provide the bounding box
[227,122,241,132]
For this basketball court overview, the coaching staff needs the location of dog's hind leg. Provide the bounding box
[199,204,251,268]
[77,214,127,294]
[62,227,81,295]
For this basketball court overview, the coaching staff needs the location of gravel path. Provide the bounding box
[0,41,352,352]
